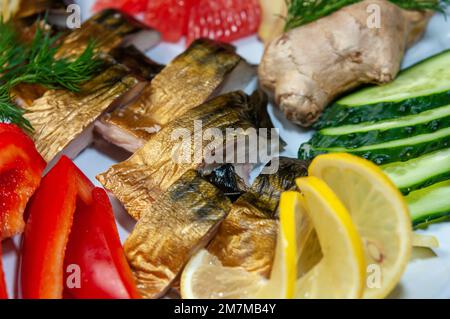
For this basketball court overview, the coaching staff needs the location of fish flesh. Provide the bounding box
[24,62,145,165]
[96,39,256,153]
[207,157,311,277]
[97,91,269,220]
[124,170,231,299]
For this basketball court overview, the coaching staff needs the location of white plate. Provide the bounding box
[3,0,450,299]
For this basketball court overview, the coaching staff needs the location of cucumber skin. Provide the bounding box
[314,90,450,130]
[298,135,450,165]
[413,212,450,230]
[310,115,450,149]
[398,172,450,195]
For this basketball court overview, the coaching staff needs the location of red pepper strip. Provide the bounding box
[21,156,139,299]
[0,123,46,240]
[64,188,141,299]
[0,245,7,299]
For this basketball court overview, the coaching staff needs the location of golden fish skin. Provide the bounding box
[247,157,310,214]
[0,0,61,21]
[207,198,278,278]
[25,64,140,163]
[124,170,231,299]
[57,9,159,58]
[96,39,253,152]
[97,91,260,220]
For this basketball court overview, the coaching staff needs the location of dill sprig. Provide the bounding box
[0,87,32,131]
[285,0,359,31]
[0,19,103,129]
[285,0,450,31]
[6,27,103,91]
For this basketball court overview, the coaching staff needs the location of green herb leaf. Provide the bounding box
[285,0,360,31]
[285,0,450,31]
[7,26,103,91]
[0,87,32,131]
[0,18,104,129]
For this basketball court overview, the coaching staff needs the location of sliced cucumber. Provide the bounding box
[320,104,450,136]
[406,180,450,229]
[299,127,450,164]
[310,104,450,148]
[315,49,450,129]
[382,148,450,194]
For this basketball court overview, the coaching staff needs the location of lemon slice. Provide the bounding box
[180,250,267,299]
[295,177,366,299]
[308,153,412,299]
[256,191,303,298]
[181,191,302,299]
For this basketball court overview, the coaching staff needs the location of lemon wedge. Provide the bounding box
[308,153,412,299]
[295,177,366,299]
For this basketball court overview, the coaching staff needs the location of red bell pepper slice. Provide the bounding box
[21,156,140,299]
[0,245,7,299]
[0,123,46,240]
[63,188,141,299]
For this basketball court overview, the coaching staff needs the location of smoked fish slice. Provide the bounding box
[24,63,145,165]
[124,170,231,299]
[96,39,256,152]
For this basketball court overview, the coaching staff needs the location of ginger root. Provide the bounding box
[259,0,432,127]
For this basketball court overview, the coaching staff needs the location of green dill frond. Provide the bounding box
[285,0,360,31]
[285,0,450,31]
[0,18,103,130]
[0,86,32,131]
[8,26,104,92]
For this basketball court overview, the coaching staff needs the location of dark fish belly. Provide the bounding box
[124,170,231,299]
[96,39,256,152]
